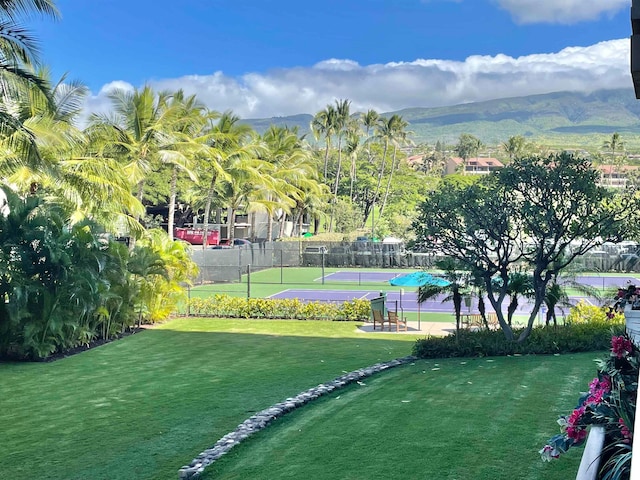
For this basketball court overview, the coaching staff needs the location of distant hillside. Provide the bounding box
[242,89,640,150]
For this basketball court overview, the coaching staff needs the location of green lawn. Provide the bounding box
[204,354,594,480]
[0,317,598,480]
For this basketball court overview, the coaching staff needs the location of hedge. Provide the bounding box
[188,294,371,321]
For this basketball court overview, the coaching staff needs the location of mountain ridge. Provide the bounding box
[242,88,640,150]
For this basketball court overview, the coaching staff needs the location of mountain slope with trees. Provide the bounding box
[244,88,640,149]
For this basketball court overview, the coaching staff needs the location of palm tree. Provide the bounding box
[543,274,600,326]
[217,154,274,245]
[163,90,207,240]
[379,114,412,217]
[454,133,482,174]
[328,99,351,232]
[361,109,379,164]
[417,258,470,336]
[370,115,393,237]
[310,104,337,181]
[195,110,252,247]
[501,272,534,326]
[602,132,624,185]
[88,86,182,218]
[502,135,527,162]
[260,125,320,240]
[344,122,361,200]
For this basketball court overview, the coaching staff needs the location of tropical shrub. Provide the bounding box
[412,322,625,359]
[131,229,198,324]
[0,190,198,360]
[188,295,370,321]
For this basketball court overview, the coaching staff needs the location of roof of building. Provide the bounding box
[449,157,504,168]
[597,165,640,175]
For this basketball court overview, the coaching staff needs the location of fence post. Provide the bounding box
[281,250,284,284]
[247,264,251,299]
[322,251,325,285]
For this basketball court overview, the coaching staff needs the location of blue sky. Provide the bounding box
[31,0,633,118]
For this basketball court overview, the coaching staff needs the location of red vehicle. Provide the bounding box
[173,227,220,246]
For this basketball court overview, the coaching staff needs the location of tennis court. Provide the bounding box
[268,288,599,315]
[316,270,640,289]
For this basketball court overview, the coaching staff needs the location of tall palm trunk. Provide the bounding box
[328,135,343,232]
[266,214,274,243]
[227,206,236,244]
[323,140,330,180]
[201,174,217,249]
[379,144,398,217]
[349,152,356,200]
[167,165,178,240]
[371,140,389,235]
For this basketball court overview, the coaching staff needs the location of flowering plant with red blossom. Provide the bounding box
[540,334,637,479]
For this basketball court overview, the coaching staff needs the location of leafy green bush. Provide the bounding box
[413,322,625,359]
[0,190,198,360]
[189,295,370,321]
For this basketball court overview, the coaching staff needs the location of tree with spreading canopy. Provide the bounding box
[413,152,637,342]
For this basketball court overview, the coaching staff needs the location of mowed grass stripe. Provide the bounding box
[0,318,417,480]
[204,354,597,480]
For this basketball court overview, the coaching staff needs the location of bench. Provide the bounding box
[461,312,499,329]
[387,311,408,332]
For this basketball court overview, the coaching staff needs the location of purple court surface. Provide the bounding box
[272,273,640,315]
[321,271,640,289]
[268,288,599,314]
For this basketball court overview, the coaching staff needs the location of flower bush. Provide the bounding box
[540,334,637,479]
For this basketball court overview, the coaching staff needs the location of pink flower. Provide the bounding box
[565,406,588,442]
[611,336,633,359]
[618,418,633,443]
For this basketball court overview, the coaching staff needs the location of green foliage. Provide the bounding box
[189,294,370,321]
[412,322,624,359]
[0,189,198,360]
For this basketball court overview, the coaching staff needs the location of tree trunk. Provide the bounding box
[328,136,343,232]
[267,214,273,242]
[167,165,178,240]
[379,144,398,217]
[323,140,330,180]
[371,141,389,236]
[517,282,546,342]
[507,297,518,326]
[227,207,235,244]
[201,174,217,250]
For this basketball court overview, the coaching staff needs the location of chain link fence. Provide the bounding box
[190,240,640,286]
[190,241,445,285]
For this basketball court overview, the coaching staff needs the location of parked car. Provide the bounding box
[211,238,252,249]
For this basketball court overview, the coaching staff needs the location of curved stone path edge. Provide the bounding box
[178,355,417,479]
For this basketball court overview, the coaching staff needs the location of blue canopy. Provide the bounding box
[389,272,451,287]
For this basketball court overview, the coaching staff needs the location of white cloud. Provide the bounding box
[493,0,629,24]
[83,38,632,120]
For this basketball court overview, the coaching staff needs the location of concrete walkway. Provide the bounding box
[357,321,456,336]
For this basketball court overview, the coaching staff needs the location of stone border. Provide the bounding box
[178,355,416,479]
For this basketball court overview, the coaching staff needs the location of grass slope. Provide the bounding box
[205,354,597,480]
[0,318,417,480]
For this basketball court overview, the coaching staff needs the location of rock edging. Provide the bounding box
[178,355,416,479]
